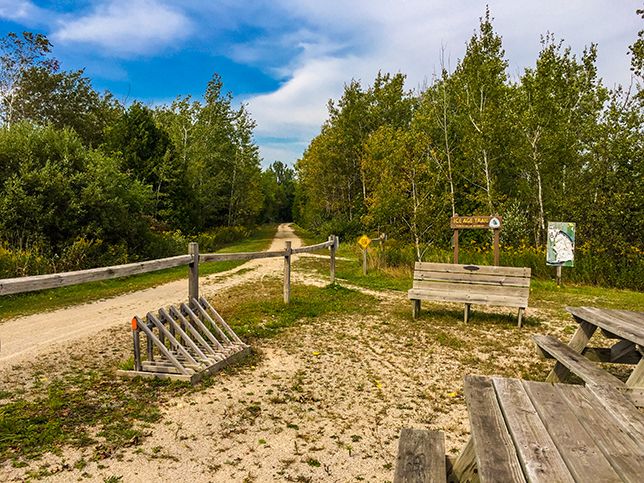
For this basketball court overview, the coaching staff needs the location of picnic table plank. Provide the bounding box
[493,378,575,483]
[586,384,644,450]
[532,335,627,388]
[522,381,622,483]
[557,383,644,483]
[393,429,446,483]
[463,375,526,483]
[566,307,644,347]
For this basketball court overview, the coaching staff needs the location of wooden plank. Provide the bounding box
[522,380,622,483]
[411,281,529,299]
[291,240,334,254]
[115,369,194,383]
[188,242,199,303]
[532,335,627,388]
[168,305,224,360]
[493,378,575,483]
[415,262,531,278]
[413,271,531,287]
[284,241,291,303]
[447,437,480,483]
[586,383,644,449]
[147,312,199,368]
[545,320,597,383]
[199,296,246,346]
[557,383,644,483]
[626,358,644,387]
[393,429,446,483]
[618,387,644,407]
[179,303,226,353]
[158,308,210,364]
[463,375,526,483]
[191,298,232,345]
[408,289,528,308]
[611,339,638,362]
[537,346,640,365]
[199,249,286,263]
[0,254,192,295]
[566,307,644,347]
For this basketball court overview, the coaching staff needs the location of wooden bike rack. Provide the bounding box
[117,296,250,384]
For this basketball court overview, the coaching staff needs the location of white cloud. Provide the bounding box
[238,0,643,164]
[0,0,43,23]
[52,0,192,56]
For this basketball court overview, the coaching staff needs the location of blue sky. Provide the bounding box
[0,1,642,167]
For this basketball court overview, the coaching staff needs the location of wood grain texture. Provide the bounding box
[566,307,644,347]
[463,375,526,483]
[532,335,626,388]
[0,254,192,295]
[393,429,446,483]
[415,262,531,278]
[522,380,621,483]
[557,383,644,483]
[493,378,574,483]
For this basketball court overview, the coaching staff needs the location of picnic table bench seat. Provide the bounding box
[408,262,531,326]
[394,428,447,483]
[532,334,628,388]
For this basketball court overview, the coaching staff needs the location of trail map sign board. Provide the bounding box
[450,214,503,266]
[547,222,575,267]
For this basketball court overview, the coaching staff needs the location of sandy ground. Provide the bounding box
[0,223,566,482]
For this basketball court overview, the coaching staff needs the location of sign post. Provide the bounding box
[450,214,503,266]
[358,235,371,275]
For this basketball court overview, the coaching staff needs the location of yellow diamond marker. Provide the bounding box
[358,235,371,249]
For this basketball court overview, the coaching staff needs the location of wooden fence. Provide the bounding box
[0,235,339,303]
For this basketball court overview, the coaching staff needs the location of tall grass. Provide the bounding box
[0,226,259,279]
[364,239,644,291]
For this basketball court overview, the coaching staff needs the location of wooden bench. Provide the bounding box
[408,262,531,326]
[532,334,628,388]
[394,428,446,483]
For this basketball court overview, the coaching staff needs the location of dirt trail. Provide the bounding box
[0,223,303,369]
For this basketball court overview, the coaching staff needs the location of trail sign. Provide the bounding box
[450,214,503,266]
[358,235,371,249]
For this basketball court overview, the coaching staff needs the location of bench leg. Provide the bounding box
[447,436,479,483]
[412,299,421,319]
[627,358,644,387]
[464,304,470,324]
[517,308,523,328]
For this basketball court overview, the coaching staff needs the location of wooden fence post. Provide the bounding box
[189,242,199,305]
[284,241,291,303]
[329,235,336,284]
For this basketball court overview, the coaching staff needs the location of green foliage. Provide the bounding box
[294,7,644,289]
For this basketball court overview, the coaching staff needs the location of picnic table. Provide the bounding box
[532,307,644,398]
[449,375,644,483]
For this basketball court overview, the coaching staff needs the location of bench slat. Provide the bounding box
[531,335,627,388]
[415,262,531,278]
[414,270,531,287]
[412,281,529,298]
[408,289,528,308]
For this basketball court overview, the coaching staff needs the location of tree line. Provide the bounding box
[295,8,644,267]
[0,31,294,273]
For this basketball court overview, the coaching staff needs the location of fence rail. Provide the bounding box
[0,236,338,302]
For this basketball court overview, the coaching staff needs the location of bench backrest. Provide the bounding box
[412,262,531,308]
